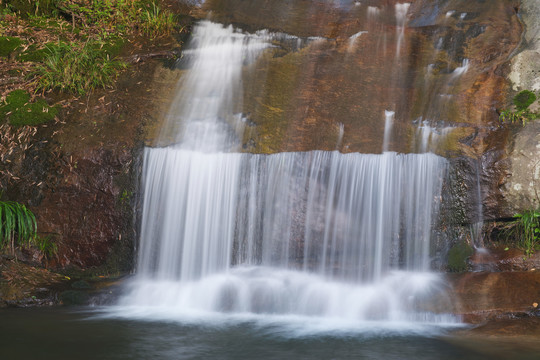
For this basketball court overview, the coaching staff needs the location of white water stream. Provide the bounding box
[119,20,457,326]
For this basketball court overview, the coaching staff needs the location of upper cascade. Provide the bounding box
[158,21,272,152]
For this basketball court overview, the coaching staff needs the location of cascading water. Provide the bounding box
[119,19,457,326]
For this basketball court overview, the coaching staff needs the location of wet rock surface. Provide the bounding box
[448,270,540,323]
[192,0,521,159]
[189,0,523,225]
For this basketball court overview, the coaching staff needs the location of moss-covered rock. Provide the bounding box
[0,89,58,126]
[90,36,126,58]
[17,43,56,62]
[71,280,92,289]
[59,290,89,305]
[448,241,474,272]
[9,100,59,126]
[0,89,29,119]
[0,36,24,57]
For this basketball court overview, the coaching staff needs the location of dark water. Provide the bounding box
[0,307,538,360]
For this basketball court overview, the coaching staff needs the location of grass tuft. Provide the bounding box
[31,41,127,95]
[141,1,175,37]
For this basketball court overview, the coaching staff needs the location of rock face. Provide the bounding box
[502,0,540,215]
[192,0,522,224]
[0,57,182,272]
[508,1,540,93]
[504,121,540,212]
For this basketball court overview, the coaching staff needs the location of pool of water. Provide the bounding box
[1,307,538,360]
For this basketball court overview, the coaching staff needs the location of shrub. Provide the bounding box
[31,41,127,95]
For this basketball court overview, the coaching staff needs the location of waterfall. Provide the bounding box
[382,110,395,152]
[138,149,446,283]
[120,20,456,324]
[395,3,410,58]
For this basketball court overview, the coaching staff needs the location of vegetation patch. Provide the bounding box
[56,0,176,37]
[1,0,61,18]
[31,41,127,95]
[500,90,539,125]
[140,1,175,37]
[503,210,540,258]
[0,89,58,126]
[33,235,58,260]
[0,197,58,260]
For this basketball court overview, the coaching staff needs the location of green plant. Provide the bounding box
[0,200,37,254]
[31,41,126,95]
[1,0,61,18]
[33,235,58,259]
[508,210,540,257]
[500,90,539,126]
[119,189,132,205]
[141,1,175,37]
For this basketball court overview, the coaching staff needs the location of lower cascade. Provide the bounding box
[118,20,459,326]
[120,149,455,323]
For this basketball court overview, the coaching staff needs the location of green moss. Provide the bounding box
[9,100,58,126]
[447,241,474,272]
[59,290,89,306]
[18,42,60,62]
[1,89,58,126]
[0,36,24,57]
[514,90,537,111]
[0,89,28,119]
[90,36,126,58]
[71,280,92,289]
[6,89,30,108]
[18,45,49,62]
